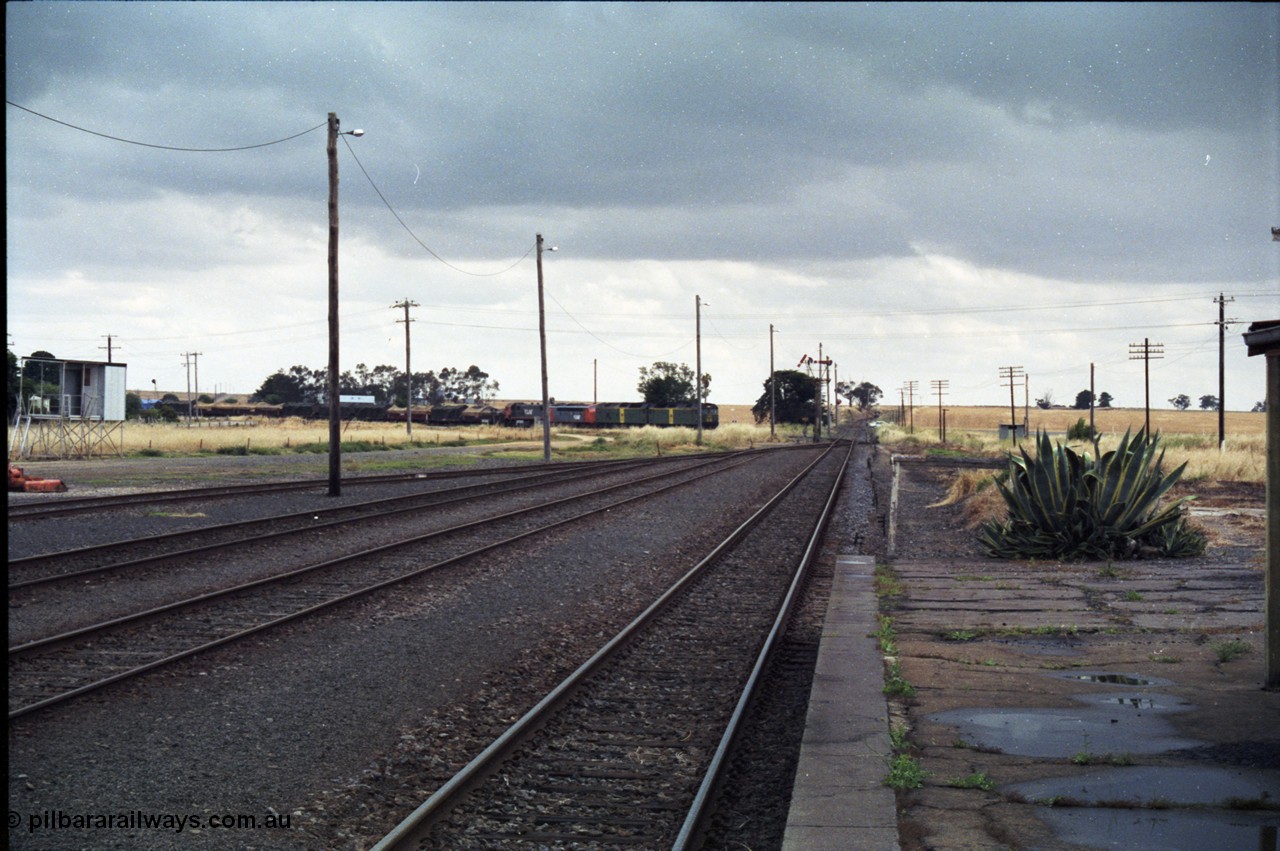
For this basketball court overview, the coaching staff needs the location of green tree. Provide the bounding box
[1098,392,1114,408]
[253,365,323,405]
[1072,390,1093,410]
[637,361,709,406]
[458,365,500,402]
[1169,394,1191,410]
[1198,394,1219,411]
[838,380,882,412]
[752,369,820,424]
[125,392,143,419]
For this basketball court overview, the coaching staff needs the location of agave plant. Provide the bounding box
[978,429,1203,560]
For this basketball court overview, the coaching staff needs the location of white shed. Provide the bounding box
[10,356,127,459]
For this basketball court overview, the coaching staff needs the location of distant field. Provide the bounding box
[877,405,1265,437]
[717,404,760,425]
[722,402,1265,436]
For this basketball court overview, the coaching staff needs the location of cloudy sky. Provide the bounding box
[7,2,1279,411]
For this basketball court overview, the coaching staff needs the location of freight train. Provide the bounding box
[198,400,718,429]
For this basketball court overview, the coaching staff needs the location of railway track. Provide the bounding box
[372,440,853,849]
[9,450,780,721]
[7,454,727,592]
[5,456,673,521]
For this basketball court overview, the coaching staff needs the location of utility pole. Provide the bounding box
[536,234,554,463]
[833,363,839,428]
[696,295,706,447]
[1090,362,1096,443]
[769,324,777,440]
[193,351,201,417]
[181,352,195,423]
[99,335,118,364]
[1023,372,1030,434]
[810,345,832,438]
[931,379,949,442]
[1215,293,1236,450]
[1128,338,1164,435]
[327,112,342,496]
[903,380,918,435]
[593,358,597,405]
[393,299,419,438]
[324,114,362,496]
[816,343,824,439]
[999,366,1024,445]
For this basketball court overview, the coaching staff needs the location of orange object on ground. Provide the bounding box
[7,464,67,493]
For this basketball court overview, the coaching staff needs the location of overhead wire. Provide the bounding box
[7,100,326,151]
[340,135,534,277]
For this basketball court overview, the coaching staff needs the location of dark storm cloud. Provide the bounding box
[6,2,1278,281]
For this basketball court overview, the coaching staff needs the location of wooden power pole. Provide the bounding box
[393,299,419,438]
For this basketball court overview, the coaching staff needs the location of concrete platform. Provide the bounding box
[782,555,901,850]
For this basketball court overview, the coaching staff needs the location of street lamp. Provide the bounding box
[536,234,557,462]
[327,113,363,497]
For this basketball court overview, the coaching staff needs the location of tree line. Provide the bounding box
[252,363,499,407]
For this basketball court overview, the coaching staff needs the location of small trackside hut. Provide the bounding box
[9,356,127,459]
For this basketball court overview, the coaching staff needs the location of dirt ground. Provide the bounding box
[885,460,1278,850]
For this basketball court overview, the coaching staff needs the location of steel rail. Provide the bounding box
[8,455,706,591]
[673,437,855,849]
[4,454,678,520]
[371,441,844,850]
[9,453,740,656]
[8,451,763,721]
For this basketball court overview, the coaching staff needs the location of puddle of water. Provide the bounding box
[1071,692,1192,712]
[993,637,1086,657]
[1005,766,1280,808]
[1059,672,1169,687]
[930,706,1200,757]
[1035,807,1279,850]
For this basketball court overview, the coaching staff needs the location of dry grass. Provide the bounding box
[927,468,1007,529]
[76,415,802,459]
[118,417,535,454]
[880,422,1259,481]
[896,405,1265,437]
[878,411,1265,485]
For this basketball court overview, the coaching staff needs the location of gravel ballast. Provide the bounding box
[9,446,842,850]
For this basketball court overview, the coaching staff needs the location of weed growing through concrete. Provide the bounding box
[1097,562,1132,579]
[1211,638,1250,663]
[875,564,905,598]
[1071,734,1094,765]
[946,772,995,791]
[883,660,917,698]
[873,615,897,654]
[884,754,926,790]
[889,724,910,752]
